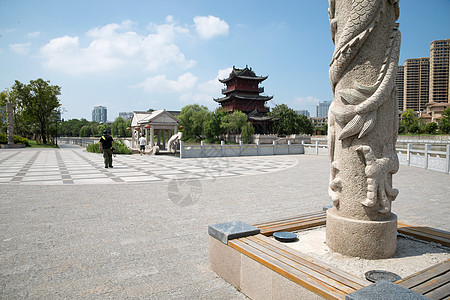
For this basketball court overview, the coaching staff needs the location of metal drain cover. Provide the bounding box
[365,270,401,283]
[273,231,297,242]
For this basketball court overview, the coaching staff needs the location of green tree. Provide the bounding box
[0,88,30,137]
[12,79,61,144]
[204,109,226,143]
[400,109,420,134]
[79,125,91,137]
[297,114,315,135]
[111,117,128,137]
[221,111,248,134]
[97,123,110,136]
[240,121,255,144]
[177,104,210,141]
[269,104,314,135]
[440,108,450,134]
[424,122,438,134]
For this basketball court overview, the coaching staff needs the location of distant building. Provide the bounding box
[396,39,449,117]
[214,66,275,134]
[420,102,449,124]
[92,106,107,123]
[429,39,450,104]
[118,112,133,121]
[316,101,331,118]
[403,58,430,112]
[396,65,404,112]
[309,117,328,128]
[295,110,310,117]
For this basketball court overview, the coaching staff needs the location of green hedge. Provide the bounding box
[0,133,30,146]
[86,139,132,154]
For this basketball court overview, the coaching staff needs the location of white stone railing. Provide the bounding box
[59,137,97,147]
[302,141,329,156]
[397,144,450,174]
[179,141,304,158]
[302,141,450,175]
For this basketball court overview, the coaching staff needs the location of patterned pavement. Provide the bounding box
[0,144,298,185]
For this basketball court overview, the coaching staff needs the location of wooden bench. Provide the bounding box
[229,234,369,300]
[398,222,450,247]
[246,211,450,299]
[253,210,326,236]
[395,258,450,300]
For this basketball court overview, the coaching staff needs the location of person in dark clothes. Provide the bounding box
[99,130,115,168]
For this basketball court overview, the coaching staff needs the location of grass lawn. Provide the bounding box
[28,140,59,148]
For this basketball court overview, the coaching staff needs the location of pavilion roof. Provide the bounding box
[219,66,268,83]
[214,94,273,103]
[131,109,179,126]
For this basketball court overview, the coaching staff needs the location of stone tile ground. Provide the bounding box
[0,144,448,299]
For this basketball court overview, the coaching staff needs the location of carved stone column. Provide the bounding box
[326,0,401,259]
[6,103,14,145]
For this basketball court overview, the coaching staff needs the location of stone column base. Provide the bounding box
[326,209,397,259]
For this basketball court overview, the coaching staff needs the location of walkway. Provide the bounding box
[0,144,297,185]
[0,144,449,299]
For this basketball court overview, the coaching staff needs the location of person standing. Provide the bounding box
[99,130,115,168]
[139,134,147,155]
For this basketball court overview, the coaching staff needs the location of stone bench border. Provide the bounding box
[209,210,450,299]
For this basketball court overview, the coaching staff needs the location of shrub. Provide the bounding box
[86,139,132,154]
[14,135,30,146]
[0,133,29,146]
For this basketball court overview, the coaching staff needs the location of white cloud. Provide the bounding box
[9,42,31,55]
[133,67,232,108]
[179,67,232,106]
[27,31,41,38]
[40,19,196,75]
[194,15,229,39]
[133,72,198,92]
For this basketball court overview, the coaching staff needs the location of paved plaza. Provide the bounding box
[0,144,297,185]
[1,144,449,299]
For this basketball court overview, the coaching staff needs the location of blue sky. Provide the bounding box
[1,0,449,120]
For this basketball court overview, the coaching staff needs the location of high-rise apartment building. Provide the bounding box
[429,39,450,104]
[403,58,429,112]
[295,110,310,117]
[92,106,107,123]
[395,65,404,111]
[316,101,331,118]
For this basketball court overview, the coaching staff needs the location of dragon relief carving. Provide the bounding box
[328,0,400,212]
[357,144,399,213]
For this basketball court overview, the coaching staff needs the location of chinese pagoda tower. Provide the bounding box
[214,66,274,133]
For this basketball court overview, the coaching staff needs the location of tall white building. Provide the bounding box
[92,106,107,123]
[316,101,331,118]
[295,110,310,117]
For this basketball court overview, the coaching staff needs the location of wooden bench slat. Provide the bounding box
[244,211,450,299]
[253,211,326,227]
[229,238,347,300]
[248,234,369,289]
[411,270,450,295]
[255,213,326,229]
[258,217,326,234]
[396,259,450,289]
[397,227,450,247]
[241,237,356,295]
[422,281,450,300]
[398,222,450,236]
[397,223,450,239]
[259,219,326,236]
